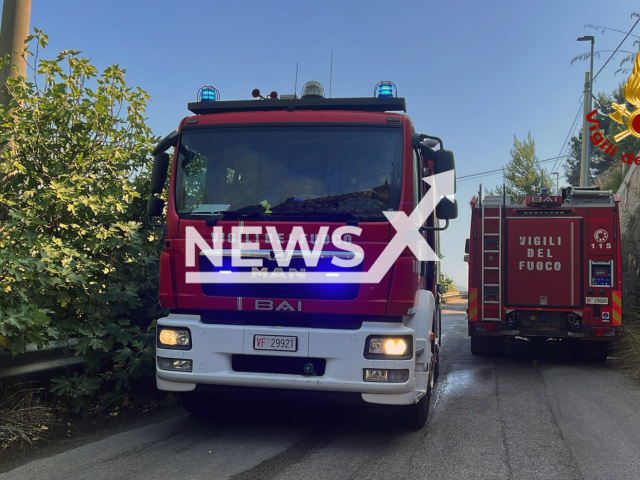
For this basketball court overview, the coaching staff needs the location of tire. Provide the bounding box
[405,346,435,430]
[180,391,230,419]
[580,341,610,362]
[471,336,505,356]
[434,313,441,383]
[405,379,432,430]
[180,391,208,417]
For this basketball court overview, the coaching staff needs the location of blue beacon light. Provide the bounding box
[374,81,397,98]
[198,85,219,103]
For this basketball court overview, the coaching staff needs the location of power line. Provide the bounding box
[593,15,640,82]
[458,155,569,182]
[551,102,583,174]
[547,18,639,183]
[585,24,640,39]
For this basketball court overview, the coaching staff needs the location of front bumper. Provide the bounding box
[156,314,419,405]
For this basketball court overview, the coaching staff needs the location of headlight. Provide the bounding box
[158,328,191,349]
[364,336,412,360]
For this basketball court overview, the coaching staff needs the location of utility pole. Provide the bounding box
[577,35,595,187]
[579,71,590,187]
[0,0,31,104]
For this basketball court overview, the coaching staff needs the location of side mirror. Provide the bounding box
[434,149,456,193]
[150,153,170,195]
[147,195,165,225]
[436,197,458,220]
[465,238,470,254]
[464,254,469,263]
[152,131,178,156]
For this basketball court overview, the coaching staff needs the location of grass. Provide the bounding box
[0,382,55,451]
[613,312,640,380]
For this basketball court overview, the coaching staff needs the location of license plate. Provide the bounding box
[586,297,609,305]
[253,335,298,352]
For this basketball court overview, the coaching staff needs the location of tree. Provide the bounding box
[439,273,456,294]
[566,13,640,190]
[564,83,640,190]
[488,132,553,196]
[0,30,163,414]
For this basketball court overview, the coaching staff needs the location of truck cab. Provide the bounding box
[148,81,457,428]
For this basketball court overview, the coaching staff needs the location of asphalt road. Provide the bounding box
[3,299,640,480]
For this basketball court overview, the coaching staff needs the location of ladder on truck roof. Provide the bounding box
[481,196,509,322]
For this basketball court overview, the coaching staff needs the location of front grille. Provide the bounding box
[199,254,361,300]
[232,354,326,376]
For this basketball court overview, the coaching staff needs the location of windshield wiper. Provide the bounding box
[272,210,360,226]
[204,206,270,226]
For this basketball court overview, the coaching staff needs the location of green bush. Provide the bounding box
[0,30,164,415]
[439,273,456,294]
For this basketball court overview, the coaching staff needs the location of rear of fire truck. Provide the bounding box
[146,81,458,428]
[466,187,622,358]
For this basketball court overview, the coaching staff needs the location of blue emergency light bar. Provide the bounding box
[198,86,219,103]
[375,81,397,98]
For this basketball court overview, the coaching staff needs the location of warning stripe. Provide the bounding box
[468,288,478,321]
[612,290,622,326]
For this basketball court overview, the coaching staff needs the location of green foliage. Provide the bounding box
[488,132,553,196]
[0,29,163,415]
[439,273,456,294]
[564,81,640,189]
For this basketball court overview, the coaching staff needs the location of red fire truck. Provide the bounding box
[147,81,458,428]
[466,187,622,358]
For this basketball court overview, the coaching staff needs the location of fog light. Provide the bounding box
[172,359,193,372]
[365,336,412,359]
[364,369,389,382]
[364,369,410,383]
[158,328,191,348]
[157,357,193,372]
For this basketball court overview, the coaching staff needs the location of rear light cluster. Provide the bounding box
[592,327,616,337]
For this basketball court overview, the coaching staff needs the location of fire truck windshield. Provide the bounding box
[175,125,402,221]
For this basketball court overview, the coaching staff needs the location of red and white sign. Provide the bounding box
[506,218,581,307]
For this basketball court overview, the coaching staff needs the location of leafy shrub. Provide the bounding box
[0,30,164,415]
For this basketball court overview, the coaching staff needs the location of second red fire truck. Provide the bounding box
[466,187,622,358]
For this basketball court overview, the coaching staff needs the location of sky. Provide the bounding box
[15,0,640,288]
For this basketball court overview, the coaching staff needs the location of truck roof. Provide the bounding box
[187,97,407,115]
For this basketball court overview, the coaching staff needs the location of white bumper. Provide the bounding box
[156,314,419,405]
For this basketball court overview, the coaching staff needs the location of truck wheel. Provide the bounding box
[180,392,208,417]
[405,377,432,430]
[581,341,610,362]
[180,392,230,419]
[433,347,440,383]
[405,350,436,430]
[471,336,505,356]
[434,315,441,382]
